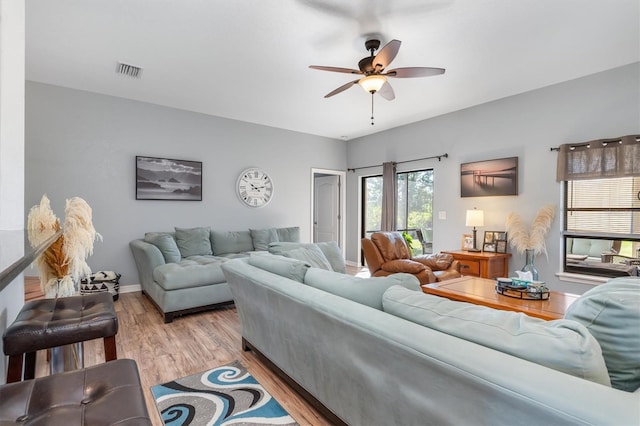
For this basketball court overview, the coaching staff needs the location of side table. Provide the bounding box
[442,250,511,279]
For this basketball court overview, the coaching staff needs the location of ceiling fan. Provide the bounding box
[309,38,445,124]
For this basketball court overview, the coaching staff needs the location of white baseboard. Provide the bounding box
[119,284,142,294]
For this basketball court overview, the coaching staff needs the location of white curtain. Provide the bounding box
[380,162,396,231]
[556,135,640,181]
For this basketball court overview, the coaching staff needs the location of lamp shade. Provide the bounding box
[359,75,386,93]
[465,209,484,227]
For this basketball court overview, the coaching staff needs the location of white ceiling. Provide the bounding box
[26,0,639,141]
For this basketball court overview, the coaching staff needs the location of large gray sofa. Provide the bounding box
[129,226,303,322]
[221,256,640,425]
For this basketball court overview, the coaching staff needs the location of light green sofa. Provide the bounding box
[129,226,302,322]
[221,257,640,426]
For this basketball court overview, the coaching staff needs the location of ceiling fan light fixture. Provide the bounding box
[359,75,386,93]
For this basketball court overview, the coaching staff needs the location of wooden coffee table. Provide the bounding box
[421,276,579,320]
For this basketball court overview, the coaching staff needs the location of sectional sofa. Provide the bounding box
[221,256,640,425]
[129,226,303,322]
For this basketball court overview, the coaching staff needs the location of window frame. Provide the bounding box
[561,176,640,278]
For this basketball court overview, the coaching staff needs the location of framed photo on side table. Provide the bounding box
[461,234,474,250]
[483,231,508,253]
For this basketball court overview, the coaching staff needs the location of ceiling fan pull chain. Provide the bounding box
[371,93,375,125]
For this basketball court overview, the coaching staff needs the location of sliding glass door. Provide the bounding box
[361,169,434,261]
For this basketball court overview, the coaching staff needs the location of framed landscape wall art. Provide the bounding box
[460,157,518,197]
[136,156,202,201]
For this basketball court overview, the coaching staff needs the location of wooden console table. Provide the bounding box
[443,250,511,279]
[422,276,578,320]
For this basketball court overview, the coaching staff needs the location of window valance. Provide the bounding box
[556,135,640,181]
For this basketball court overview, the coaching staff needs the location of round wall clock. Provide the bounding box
[236,167,274,208]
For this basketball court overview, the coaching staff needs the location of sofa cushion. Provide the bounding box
[382,285,611,386]
[153,256,226,290]
[571,239,613,258]
[275,226,300,242]
[248,254,310,283]
[281,245,333,270]
[564,277,640,392]
[211,230,254,255]
[250,228,279,251]
[174,227,213,257]
[144,232,181,263]
[268,241,346,273]
[314,241,347,273]
[304,269,420,310]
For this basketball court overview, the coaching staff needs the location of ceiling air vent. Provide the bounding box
[116,62,143,78]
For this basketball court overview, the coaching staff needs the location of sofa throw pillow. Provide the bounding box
[248,254,310,283]
[275,227,300,243]
[144,232,181,263]
[281,246,333,270]
[174,226,213,257]
[250,228,279,251]
[382,285,611,386]
[211,230,254,255]
[564,277,640,392]
[314,241,347,274]
[304,269,420,310]
[268,241,346,273]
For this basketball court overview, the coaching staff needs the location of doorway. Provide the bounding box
[311,168,346,250]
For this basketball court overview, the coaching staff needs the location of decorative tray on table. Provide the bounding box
[495,278,550,300]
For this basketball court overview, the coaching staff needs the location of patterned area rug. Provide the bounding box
[151,360,299,426]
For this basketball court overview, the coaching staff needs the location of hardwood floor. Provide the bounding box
[24,268,372,425]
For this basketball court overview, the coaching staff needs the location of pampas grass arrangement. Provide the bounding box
[505,205,556,256]
[27,195,101,297]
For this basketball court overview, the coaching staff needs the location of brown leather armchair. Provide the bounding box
[361,231,461,284]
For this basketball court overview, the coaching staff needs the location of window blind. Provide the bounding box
[565,177,640,238]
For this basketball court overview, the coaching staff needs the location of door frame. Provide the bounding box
[310,168,346,250]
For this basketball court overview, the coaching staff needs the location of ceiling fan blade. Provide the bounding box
[324,79,360,98]
[378,81,395,101]
[385,67,445,78]
[373,39,401,70]
[309,65,362,75]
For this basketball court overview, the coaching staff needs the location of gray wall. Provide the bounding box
[26,63,639,294]
[345,63,640,294]
[26,82,347,286]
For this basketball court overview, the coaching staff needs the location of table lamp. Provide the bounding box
[465,208,484,252]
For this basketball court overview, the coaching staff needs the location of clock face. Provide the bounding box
[237,168,274,208]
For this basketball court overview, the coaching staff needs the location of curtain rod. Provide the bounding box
[347,153,448,172]
[550,135,640,151]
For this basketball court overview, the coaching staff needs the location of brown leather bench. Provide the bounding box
[2,293,118,383]
[0,359,151,425]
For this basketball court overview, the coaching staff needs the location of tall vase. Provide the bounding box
[521,249,539,281]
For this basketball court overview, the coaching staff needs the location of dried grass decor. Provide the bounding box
[27,195,102,297]
[504,205,556,256]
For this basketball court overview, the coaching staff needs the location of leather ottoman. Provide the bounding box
[3,293,118,382]
[0,359,151,425]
